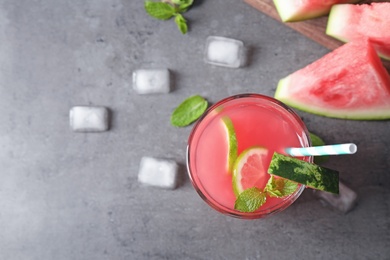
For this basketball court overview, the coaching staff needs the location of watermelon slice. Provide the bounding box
[275,40,390,120]
[326,3,390,60]
[272,0,359,22]
[268,153,339,194]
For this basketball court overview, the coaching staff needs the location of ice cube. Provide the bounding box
[204,36,244,68]
[138,157,178,189]
[69,106,109,132]
[314,181,358,213]
[132,69,170,94]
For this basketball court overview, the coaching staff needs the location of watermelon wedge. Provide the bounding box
[275,40,390,120]
[272,0,359,22]
[326,3,390,61]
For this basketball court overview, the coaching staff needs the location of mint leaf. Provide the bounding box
[144,0,193,34]
[171,95,208,127]
[171,0,191,4]
[176,0,194,12]
[145,1,175,20]
[309,132,329,164]
[265,175,298,198]
[234,187,266,213]
[175,14,188,34]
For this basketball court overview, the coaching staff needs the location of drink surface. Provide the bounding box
[187,95,310,217]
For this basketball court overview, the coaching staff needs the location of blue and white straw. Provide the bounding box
[285,143,357,157]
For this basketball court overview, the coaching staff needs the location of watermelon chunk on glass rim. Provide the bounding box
[326,3,390,60]
[275,40,390,120]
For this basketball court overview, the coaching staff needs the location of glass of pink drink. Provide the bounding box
[187,94,312,219]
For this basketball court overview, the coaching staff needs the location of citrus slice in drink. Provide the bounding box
[221,116,238,174]
[232,147,269,197]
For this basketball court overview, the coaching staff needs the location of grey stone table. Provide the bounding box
[1,0,389,259]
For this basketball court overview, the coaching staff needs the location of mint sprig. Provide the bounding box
[144,0,194,34]
[265,175,298,198]
[170,95,208,127]
[234,176,298,213]
[174,14,188,34]
[144,2,176,20]
[234,188,266,213]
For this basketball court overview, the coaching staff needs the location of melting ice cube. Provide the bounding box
[138,157,179,189]
[314,181,358,213]
[132,69,170,94]
[69,106,109,132]
[204,36,244,68]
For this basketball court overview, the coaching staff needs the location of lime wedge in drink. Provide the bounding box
[232,147,269,197]
[221,116,238,174]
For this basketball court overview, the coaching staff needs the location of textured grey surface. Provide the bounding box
[1,0,389,259]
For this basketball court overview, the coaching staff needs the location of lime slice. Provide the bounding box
[232,147,268,197]
[268,152,339,194]
[221,116,238,174]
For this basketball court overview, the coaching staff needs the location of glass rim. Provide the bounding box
[186,93,312,219]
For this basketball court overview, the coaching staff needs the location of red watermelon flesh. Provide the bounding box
[273,0,360,22]
[275,40,390,120]
[326,3,390,60]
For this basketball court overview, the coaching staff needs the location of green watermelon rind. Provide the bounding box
[272,0,321,22]
[275,77,390,120]
[326,4,390,61]
[268,152,339,194]
[325,4,350,43]
[273,0,360,23]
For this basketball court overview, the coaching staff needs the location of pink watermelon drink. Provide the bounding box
[187,94,312,219]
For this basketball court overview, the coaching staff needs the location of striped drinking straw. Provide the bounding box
[285,143,357,157]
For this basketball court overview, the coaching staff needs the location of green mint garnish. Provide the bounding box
[234,187,266,213]
[234,176,298,213]
[144,0,193,34]
[144,1,175,20]
[174,14,187,34]
[265,175,298,198]
[170,95,208,127]
[171,0,191,5]
[174,0,194,12]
